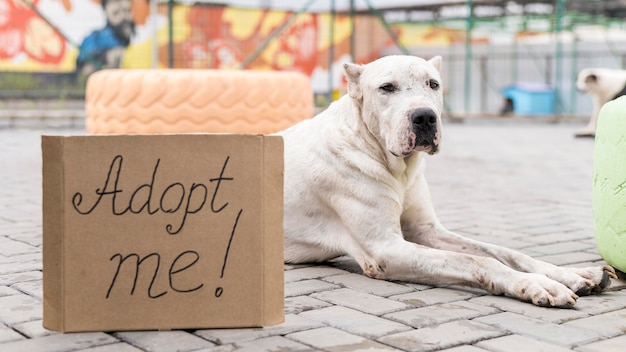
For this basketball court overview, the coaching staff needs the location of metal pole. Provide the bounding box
[464,0,473,115]
[511,38,518,84]
[480,56,487,112]
[350,0,355,62]
[327,0,335,105]
[151,0,159,68]
[554,0,564,115]
[168,0,173,68]
[570,37,578,115]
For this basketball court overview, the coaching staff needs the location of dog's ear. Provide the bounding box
[585,73,598,84]
[343,62,363,100]
[428,56,442,72]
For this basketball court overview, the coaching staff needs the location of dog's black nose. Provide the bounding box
[411,108,437,127]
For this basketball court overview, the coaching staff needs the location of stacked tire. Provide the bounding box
[85,69,314,135]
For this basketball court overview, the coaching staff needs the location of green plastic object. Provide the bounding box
[593,96,626,273]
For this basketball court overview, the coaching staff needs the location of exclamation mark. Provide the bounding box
[215,209,243,298]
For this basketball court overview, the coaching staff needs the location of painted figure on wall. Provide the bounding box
[76,0,135,75]
[0,0,66,67]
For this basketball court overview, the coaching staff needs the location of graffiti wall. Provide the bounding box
[1,1,461,91]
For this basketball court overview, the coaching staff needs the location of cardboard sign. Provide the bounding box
[42,134,284,332]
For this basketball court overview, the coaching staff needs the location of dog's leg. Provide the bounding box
[575,102,601,137]
[356,236,579,307]
[406,224,615,297]
[401,177,616,297]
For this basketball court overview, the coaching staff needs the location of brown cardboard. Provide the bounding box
[42,134,284,332]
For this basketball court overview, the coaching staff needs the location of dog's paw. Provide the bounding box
[516,274,578,308]
[563,265,617,296]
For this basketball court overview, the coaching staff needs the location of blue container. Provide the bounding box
[502,83,555,115]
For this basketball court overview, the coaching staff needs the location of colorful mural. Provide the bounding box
[0,1,456,91]
[0,0,67,68]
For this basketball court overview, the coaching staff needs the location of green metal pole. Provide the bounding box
[464,0,473,115]
[168,0,173,68]
[511,38,518,84]
[570,36,578,115]
[554,0,564,115]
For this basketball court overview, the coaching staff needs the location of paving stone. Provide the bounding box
[287,327,400,351]
[0,270,42,286]
[572,291,626,315]
[0,293,42,324]
[284,295,332,314]
[401,282,433,291]
[74,342,145,351]
[285,279,340,297]
[534,252,602,266]
[11,279,43,300]
[456,227,534,249]
[438,346,490,352]
[7,232,43,248]
[322,273,414,296]
[194,314,323,345]
[562,309,626,337]
[189,345,237,352]
[230,336,312,352]
[0,285,18,297]
[311,288,411,315]
[383,301,500,328]
[11,252,42,264]
[0,237,39,256]
[475,312,605,347]
[576,334,626,352]
[521,241,594,256]
[521,223,587,236]
[389,287,478,307]
[326,256,364,274]
[379,320,506,352]
[299,306,411,339]
[0,323,24,343]
[284,266,349,283]
[0,332,118,352]
[0,261,41,275]
[470,294,588,323]
[12,320,57,338]
[114,330,215,351]
[476,334,574,352]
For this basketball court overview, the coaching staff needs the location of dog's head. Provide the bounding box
[343,55,444,157]
[576,68,599,93]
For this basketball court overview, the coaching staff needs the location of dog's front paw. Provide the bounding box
[571,265,616,296]
[548,265,616,296]
[516,274,578,308]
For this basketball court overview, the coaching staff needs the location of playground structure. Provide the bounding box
[1,0,625,118]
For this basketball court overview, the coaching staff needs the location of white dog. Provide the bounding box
[279,55,616,307]
[575,68,626,137]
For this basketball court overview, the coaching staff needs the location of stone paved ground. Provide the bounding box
[1,118,626,352]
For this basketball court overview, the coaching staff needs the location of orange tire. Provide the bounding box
[85,69,314,135]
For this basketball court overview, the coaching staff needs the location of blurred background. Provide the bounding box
[1,0,625,120]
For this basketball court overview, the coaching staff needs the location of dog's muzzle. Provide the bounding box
[410,107,439,154]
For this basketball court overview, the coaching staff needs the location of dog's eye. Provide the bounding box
[379,83,396,93]
[428,79,440,90]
